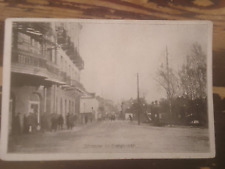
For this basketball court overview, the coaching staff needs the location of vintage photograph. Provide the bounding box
[0,19,214,160]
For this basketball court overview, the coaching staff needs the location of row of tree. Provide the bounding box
[157,43,207,102]
[156,43,207,126]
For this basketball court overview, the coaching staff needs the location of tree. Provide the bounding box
[156,47,179,123]
[157,47,179,100]
[157,66,178,100]
[178,43,207,100]
[177,43,207,126]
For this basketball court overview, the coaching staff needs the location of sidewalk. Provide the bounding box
[39,120,101,135]
[7,121,101,152]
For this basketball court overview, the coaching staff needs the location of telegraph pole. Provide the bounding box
[166,46,172,123]
[137,73,140,125]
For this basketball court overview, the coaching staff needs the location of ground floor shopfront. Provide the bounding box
[9,83,82,135]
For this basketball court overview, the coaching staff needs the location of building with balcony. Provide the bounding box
[9,22,85,134]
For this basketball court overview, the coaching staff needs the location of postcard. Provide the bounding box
[0,19,215,160]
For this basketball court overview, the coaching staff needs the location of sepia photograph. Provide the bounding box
[0,19,215,160]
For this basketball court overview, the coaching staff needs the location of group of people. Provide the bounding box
[66,113,76,130]
[24,112,39,133]
[18,112,40,134]
[13,112,77,135]
[50,113,64,131]
[50,113,77,131]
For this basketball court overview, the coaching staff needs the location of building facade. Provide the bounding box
[10,22,85,134]
[80,93,99,124]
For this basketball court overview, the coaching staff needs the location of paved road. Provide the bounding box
[9,120,209,153]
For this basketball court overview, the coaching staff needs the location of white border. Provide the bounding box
[0,18,215,161]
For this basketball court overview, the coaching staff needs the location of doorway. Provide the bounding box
[28,101,40,124]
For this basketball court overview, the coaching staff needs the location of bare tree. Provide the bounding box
[156,47,179,122]
[157,47,178,98]
[157,66,178,100]
[178,43,207,100]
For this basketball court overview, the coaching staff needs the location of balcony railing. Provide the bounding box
[46,63,59,76]
[71,79,85,91]
[12,48,47,68]
[59,71,72,86]
[11,48,48,78]
[12,48,84,88]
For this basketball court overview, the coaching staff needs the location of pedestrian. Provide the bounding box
[84,115,88,124]
[66,113,70,129]
[14,112,22,135]
[51,114,58,132]
[27,112,35,133]
[68,114,74,129]
[40,113,48,132]
[58,114,64,130]
[33,112,38,132]
[129,114,133,122]
[23,114,28,134]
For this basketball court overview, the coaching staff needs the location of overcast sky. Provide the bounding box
[79,21,209,104]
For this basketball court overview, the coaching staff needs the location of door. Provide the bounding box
[29,101,40,124]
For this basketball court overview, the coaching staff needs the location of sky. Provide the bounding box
[78,21,209,104]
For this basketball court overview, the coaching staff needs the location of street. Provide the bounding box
[8,120,209,153]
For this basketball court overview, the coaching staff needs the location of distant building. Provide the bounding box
[96,96,118,120]
[121,98,134,119]
[80,93,99,124]
[80,95,117,123]
[9,22,85,134]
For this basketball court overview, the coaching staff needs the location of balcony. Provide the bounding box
[71,79,85,92]
[45,62,64,84]
[11,48,85,88]
[60,71,67,83]
[11,48,64,85]
[58,71,73,87]
[11,48,48,78]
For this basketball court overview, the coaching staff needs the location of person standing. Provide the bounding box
[14,112,22,135]
[51,113,58,132]
[66,113,70,129]
[58,114,64,130]
[27,112,35,133]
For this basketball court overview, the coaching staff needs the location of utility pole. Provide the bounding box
[166,46,172,123]
[137,73,140,125]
